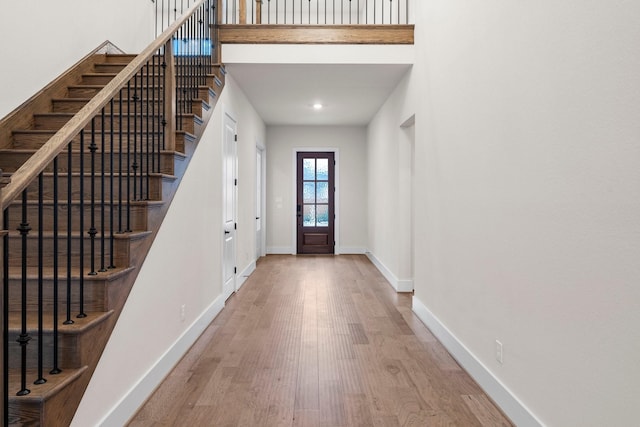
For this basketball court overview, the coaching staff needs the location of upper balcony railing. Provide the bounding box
[220,0,412,25]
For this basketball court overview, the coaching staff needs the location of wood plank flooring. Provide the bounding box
[128,255,512,427]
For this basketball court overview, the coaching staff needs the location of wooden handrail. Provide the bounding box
[0,0,208,212]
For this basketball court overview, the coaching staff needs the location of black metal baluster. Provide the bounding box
[357,0,359,24]
[118,91,124,234]
[140,69,146,201]
[78,129,87,319]
[284,0,287,24]
[100,110,107,272]
[145,61,151,200]
[64,143,74,326]
[293,0,295,24]
[174,34,180,132]
[109,99,115,269]
[126,82,132,233]
[349,0,351,24]
[332,0,335,23]
[51,157,61,375]
[271,0,273,25]
[133,75,139,201]
[88,119,98,277]
[16,190,31,396]
[3,207,10,417]
[389,0,392,24]
[161,54,167,153]
[35,173,46,385]
[152,55,157,176]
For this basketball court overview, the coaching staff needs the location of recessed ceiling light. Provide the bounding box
[313,103,323,110]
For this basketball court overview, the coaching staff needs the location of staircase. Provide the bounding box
[0,1,222,424]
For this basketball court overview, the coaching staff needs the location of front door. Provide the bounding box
[296,152,335,254]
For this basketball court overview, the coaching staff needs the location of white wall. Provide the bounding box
[366,68,416,291]
[266,125,367,254]
[383,1,640,426]
[71,74,265,426]
[0,0,156,118]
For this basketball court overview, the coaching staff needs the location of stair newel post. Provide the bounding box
[240,0,246,23]
[1,171,10,425]
[17,190,31,396]
[164,37,177,152]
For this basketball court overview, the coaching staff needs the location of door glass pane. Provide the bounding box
[303,159,315,180]
[303,205,316,227]
[303,182,315,204]
[316,205,329,227]
[316,182,329,204]
[317,159,328,181]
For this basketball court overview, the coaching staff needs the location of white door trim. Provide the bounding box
[256,144,266,259]
[291,147,340,255]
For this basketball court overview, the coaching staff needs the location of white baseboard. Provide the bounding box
[337,246,367,255]
[99,295,226,427]
[365,251,414,292]
[411,296,544,427]
[237,261,256,290]
[266,246,294,255]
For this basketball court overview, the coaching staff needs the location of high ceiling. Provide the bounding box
[225,63,411,126]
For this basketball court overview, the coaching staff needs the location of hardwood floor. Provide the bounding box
[128,255,512,426]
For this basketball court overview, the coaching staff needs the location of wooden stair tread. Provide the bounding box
[0,148,186,156]
[3,170,176,180]
[6,229,152,239]
[7,265,135,281]
[7,366,88,402]
[7,310,114,334]
[5,198,165,206]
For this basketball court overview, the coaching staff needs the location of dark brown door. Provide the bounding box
[297,152,335,254]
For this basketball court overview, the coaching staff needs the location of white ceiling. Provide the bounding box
[224,63,411,126]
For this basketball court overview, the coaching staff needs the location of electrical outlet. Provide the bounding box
[495,340,503,364]
[180,304,186,322]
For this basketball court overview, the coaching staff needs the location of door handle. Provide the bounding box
[256,217,260,220]
[224,230,230,235]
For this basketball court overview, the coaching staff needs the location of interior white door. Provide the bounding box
[256,148,263,259]
[222,112,237,299]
